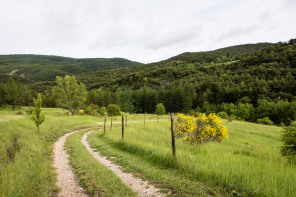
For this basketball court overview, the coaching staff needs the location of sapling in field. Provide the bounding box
[155,103,165,122]
[31,93,45,132]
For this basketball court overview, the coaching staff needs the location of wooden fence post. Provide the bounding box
[104,115,107,133]
[171,113,176,158]
[126,115,127,127]
[122,115,124,141]
[111,115,113,130]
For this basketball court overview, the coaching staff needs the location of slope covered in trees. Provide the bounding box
[0,54,142,83]
[78,42,273,89]
[78,41,295,102]
[1,39,296,125]
[169,42,273,64]
[75,39,296,125]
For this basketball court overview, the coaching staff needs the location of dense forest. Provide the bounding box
[1,39,296,125]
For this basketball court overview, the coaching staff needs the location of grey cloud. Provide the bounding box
[284,0,296,8]
[144,25,203,50]
[0,0,295,63]
[215,25,258,43]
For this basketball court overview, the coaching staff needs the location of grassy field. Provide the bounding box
[1,106,295,197]
[87,115,296,197]
[0,106,102,197]
[65,129,137,196]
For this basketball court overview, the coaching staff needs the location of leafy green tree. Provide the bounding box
[52,75,87,115]
[19,85,33,107]
[234,103,255,121]
[31,94,45,132]
[155,103,165,115]
[0,83,5,106]
[103,90,112,107]
[42,94,56,108]
[257,99,273,119]
[272,99,291,125]
[202,101,217,114]
[86,89,98,105]
[182,86,193,113]
[120,89,134,113]
[112,90,121,106]
[4,77,20,110]
[107,104,121,116]
[221,103,237,116]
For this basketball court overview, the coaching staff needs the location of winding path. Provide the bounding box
[53,130,88,197]
[81,130,165,197]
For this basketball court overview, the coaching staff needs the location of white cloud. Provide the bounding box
[0,0,295,63]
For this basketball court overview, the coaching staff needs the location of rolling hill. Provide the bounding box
[77,42,274,89]
[0,54,142,83]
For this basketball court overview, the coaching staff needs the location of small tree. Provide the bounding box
[4,77,20,110]
[155,103,165,122]
[31,94,45,132]
[155,103,165,115]
[107,104,121,116]
[281,122,296,163]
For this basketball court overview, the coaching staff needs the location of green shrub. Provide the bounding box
[84,106,92,115]
[16,111,23,115]
[281,122,296,163]
[234,103,255,121]
[189,110,195,116]
[25,108,34,115]
[98,106,107,116]
[217,111,229,119]
[257,117,273,125]
[107,104,121,116]
[89,104,99,110]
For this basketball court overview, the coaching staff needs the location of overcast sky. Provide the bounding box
[0,0,295,63]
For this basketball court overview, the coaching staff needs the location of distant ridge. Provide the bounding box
[0,54,143,83]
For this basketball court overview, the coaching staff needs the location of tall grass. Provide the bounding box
[88,117,296,196]
[0,106,102,196]
[65,129,137,196]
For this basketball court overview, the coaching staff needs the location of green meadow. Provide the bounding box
[88,115,296,196]
[1,107,296,196]
[0,106,101,196]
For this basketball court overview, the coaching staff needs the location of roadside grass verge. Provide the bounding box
[65,129,137,197]
[87,119,296,197]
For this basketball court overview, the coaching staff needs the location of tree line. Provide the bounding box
[1,39,296,126]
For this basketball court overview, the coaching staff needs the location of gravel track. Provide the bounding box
[81,130,166,197]
[53,130,88,197]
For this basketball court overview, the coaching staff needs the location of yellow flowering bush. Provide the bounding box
[77,109,86,115]
[175,113,228,145]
